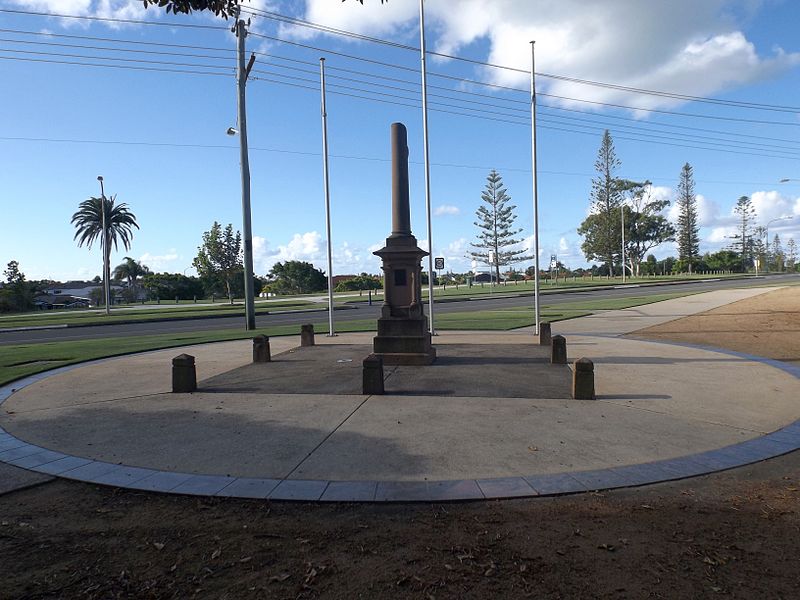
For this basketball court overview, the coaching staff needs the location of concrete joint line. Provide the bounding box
[280,395,372,481]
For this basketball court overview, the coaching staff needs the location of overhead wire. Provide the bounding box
[7,27,799,146]
[1,9,799,159]
[241,5,800,113]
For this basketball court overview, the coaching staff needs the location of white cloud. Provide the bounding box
[138,249,180,271]
[750,190,798,222]
[254,233,384,275]
[434,204,461,216]
[299,0,799,113]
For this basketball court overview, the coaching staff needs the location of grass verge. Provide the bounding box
[0,290,698,387]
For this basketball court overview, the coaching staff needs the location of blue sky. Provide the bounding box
[1,0,800,281]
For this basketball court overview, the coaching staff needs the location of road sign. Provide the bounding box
[434,257,445,270]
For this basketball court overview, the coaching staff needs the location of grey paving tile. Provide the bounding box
[427,480,484,501]
[92,466,160,487]
[215,478,279,499]
[524,473,586,495]
[33,455,93,475]
[683,450,743,471]
[269,479,328,501]
[8,450,68,469]
[171,475,237,496]
[320,481,378,502]
[0,444,45,462]
[476,477,538,499]
[610,462,682,486]
[653,457,715,478]
[569,468,631,491]
[375,481,431,502]
[0,437,28,452]
[126,471,194,492]
[60,461,120,482]
[763,430,800,447]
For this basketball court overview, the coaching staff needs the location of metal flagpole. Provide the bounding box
[235,12,256,330]
[320,57,336,337]
[419,0,436,335]
[530,41,541,335]
[621,205,626,283]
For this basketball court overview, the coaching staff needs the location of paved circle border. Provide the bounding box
[1,339,799,502]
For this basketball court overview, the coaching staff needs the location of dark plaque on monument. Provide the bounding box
[372,122,437,365]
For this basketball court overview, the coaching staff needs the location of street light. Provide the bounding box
[97,176,111,315]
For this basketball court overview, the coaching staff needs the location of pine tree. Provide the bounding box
[771,233,784,271]
[469,170,529,283]
[786,238,797,271]
[731,196,757,271]
[675,163,700,273]
[578,130,624,274]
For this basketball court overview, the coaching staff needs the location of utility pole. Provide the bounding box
[320,57,336,337]
[97,175,111,315]
[529,41,540,335]
[235,12,256,330]
[419,0,436,335]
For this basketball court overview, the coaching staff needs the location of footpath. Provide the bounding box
[2,286,799,501]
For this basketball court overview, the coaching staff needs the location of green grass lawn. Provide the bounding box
[0,299,317,329]
[0,290,704,388]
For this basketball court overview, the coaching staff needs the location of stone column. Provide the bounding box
[551,335,567,365]
[253,335,271,363]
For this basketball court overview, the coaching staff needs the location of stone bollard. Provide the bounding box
[300,323,315,347]
[539,322,552,346]
[551,335,567,365]
[362,353,384,395]
[253,335,271,363]
[572,357,595,400]
[172,354,197,393]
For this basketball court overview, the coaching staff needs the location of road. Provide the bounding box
[1,274,796,345]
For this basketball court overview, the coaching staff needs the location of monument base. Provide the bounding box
[373,315,437,365]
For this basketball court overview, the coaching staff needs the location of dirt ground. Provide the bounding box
[634,286,800,364]
[2,286,800,599]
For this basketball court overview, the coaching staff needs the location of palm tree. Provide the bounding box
[71,195,139,310]
[113,256,150,301]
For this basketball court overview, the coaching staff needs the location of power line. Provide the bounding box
[2,47,798,158]
[6,5,799,120]
[3,42,799,157]
[0,55,230,77]
[242,5,800,114]
[1,135,788,186]
[0,7,226,30]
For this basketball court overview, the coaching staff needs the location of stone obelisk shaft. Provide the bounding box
[390,122,411,238]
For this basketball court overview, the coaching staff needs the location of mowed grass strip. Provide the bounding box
[0,300,317,329]
[0,290,701,387]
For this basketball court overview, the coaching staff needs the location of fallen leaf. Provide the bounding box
[153,542,165,551]
[598,544,616,552]
[269,573,291,583]
[211,549,221,559]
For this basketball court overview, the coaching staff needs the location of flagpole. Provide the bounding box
[419,0,436,335]
[320,57,336,336]
[530,41,541,335]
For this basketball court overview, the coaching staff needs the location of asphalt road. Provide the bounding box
[2,274,796,345]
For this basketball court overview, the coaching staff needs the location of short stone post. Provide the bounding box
[300,323,315,347]
[172,354,197,393]
[253,335,271,363]
[539,322,552,346]
[363,353,384,395]
[572,357,595,400]
[551,335,567,365]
